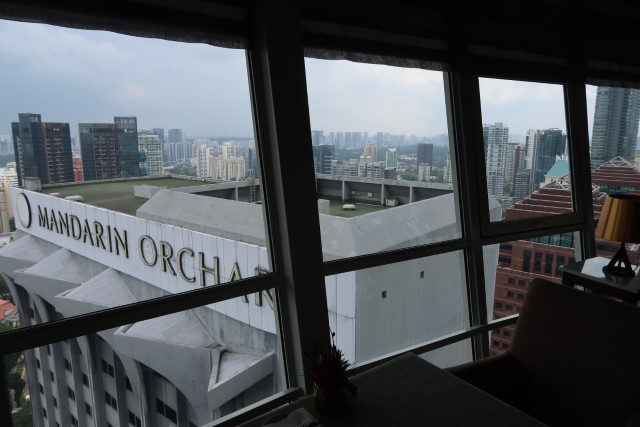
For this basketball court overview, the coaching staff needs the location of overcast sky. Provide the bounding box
[0,19,598,140]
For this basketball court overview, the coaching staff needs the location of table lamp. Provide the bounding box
[595,194,640,277]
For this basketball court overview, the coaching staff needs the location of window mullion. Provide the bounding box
[565,82,596,259]
[445,71,490,359]
[248,0,329,394]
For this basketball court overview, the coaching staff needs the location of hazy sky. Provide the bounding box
[0,19,598,140]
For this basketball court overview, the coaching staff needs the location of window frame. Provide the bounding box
[0,3,604,427]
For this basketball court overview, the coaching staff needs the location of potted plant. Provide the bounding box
[310,332,357,414]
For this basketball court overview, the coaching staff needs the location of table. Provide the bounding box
[561,256,640,305]
[243,353,544,426]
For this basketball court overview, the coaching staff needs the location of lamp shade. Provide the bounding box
[595,194,640,243]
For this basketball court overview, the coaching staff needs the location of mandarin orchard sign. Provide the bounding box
[12,189,277,333]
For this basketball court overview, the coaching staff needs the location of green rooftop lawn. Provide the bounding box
[326,197,389,218]
[42,178,206,216]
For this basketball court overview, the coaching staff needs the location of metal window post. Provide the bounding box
[566,82,596,259]
[248,0,330,393]
[445,72,490,359]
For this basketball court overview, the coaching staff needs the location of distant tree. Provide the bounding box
[400,172,418,182]
[431,167,444,182]
[12,403,32,427]
[0,274,10,299]
[168,163,196,177]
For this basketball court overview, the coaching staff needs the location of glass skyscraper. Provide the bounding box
[11,113,74,186]
[590,87,640,168]
[114,117,140,178]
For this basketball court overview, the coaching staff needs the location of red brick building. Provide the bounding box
[490,157,640,355]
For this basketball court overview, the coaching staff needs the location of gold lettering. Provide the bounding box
[138,235,157,266]
[48,209,59,233]
[105,225,113,253]
[177,248,195,283]
[262,289,275,310]
[198,252,219,287]
[58,212,69,237]
[82,219,94,246]
[69,215,81,240]
[159,241,176,276]
[37,206,48,229]
[114,228,129,258]
[229,262,242,281]
[243,268,270,304]
[93,221,106,250]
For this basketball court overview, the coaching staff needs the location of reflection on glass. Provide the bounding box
[483,233,578,356]
[305,58,462,260]
[479,78,571,222]
[7,300,283,426]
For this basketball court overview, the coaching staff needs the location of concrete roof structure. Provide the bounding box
[0,229,279,425]
[2,177,501,424]
[137,189,267,246]
[41,176,209,215]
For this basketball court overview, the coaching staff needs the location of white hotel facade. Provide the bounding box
[0,178,499,426]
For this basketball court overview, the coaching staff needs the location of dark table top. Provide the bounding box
[562,257,640,300]
[244,353,545,427]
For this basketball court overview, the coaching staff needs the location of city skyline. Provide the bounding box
[0,20,605,141]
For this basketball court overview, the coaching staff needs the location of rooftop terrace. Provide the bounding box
[41,177,207,215]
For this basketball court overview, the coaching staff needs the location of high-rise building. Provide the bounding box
[195,144,212,178]
[418,163,431,182]
[151,128,165,144]
[443,157,453,185]
[503,143,517,191]
[591,87,640,168]
[168,128,183,144]
[513,170,531,202]
[528,128,566,192]
[210,156,246,181]
[384,167,397,180]
[385,147,398,168]
[79,123,120,181]
[484,123,509,198]
[311,130,324,146]
[164,142,193,165]
[114,116,140,177]
[365,161,385,179]
[512,143,526,184]
[138,133,164,177]
[361,143,377,163]
[11,113,74,186]
[330,159,359,177]
[220,143,238,158]
[312,144,336,174]
[417,143,433,167]
[0,167,18,187]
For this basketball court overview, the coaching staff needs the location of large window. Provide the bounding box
[325,251,472,369]
[5,301,284,427]
[305,59,462,260]
[0,3,631,426]
[483,233,579,355]
[0,19,282,426]
[478,78,573,223]
[586,85,640,267]
[0,19,271,322]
